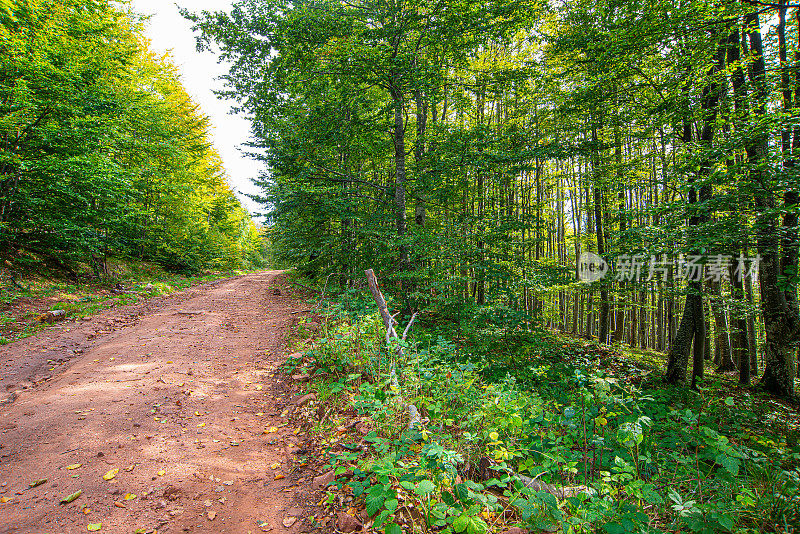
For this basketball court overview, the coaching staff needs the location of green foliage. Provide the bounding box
[0,0,264,273]
[189,0,800,399]
[300,301,799,533]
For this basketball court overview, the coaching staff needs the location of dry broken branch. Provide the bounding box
[365,269,424,429]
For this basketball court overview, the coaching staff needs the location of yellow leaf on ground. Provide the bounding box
[207,511,217,520]
[271,462,281,469]
[123,493,136,501]
[266,427,278,434]
[274,473,285,480]
[197,422,206,428]
[102,469,118,481]
[66,464,82,470]
[157,470,165,476]
[0,497,11,503]
[87,523,101,531]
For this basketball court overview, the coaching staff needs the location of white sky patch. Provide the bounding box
[128,0,265,220]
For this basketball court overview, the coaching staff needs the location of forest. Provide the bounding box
[188,0,800,399]
[0,0,264,277]
[184,0,800,532]
[3,0,800,532]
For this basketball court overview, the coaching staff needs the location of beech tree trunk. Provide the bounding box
[592,122,609,344]
[390,84,409,271]
[746,11,798,397]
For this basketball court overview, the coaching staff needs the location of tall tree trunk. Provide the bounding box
[712,279,736,371]
[613,110,626,343]
[726,23,751,382]
[666,32,725,385]
[592,122,610,344]
[780,1,800,379]
[746,11,799,397]
[414,86,428,227]
[732,255,751,384]
[390,84,409,270]
[745,273,758,375]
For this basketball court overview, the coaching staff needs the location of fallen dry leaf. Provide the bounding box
[274,473,285,480]
[271,462,281,469]
[87,523,101,531]
[66,464,82,470]
[114,501,125,508]
[29,479,47,488]
[0,497,12,503]
[102,468,118,481]
[283,516,297,527]
[60,490,82,504]
[207,511,217,520]
[123,493,136,501]
[157,470,166,477]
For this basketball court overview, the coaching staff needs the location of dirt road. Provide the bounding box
[0,271,320,533]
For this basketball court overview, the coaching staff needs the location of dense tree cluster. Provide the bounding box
[190,0,800,397]
[0,0,264,274]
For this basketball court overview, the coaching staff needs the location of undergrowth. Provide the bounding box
[289,292,800,534]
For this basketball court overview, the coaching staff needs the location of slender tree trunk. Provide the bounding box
[592,122,610,344]
[746,273,758,374]
[732,256,751,384]
[613,113,626,343]
[390,84,409,270]
[414,86,428,227]
[712,279,736,371]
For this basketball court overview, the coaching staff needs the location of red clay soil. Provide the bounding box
[0,271,322,534]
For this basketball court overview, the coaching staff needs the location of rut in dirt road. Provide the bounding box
[0,271,321,534]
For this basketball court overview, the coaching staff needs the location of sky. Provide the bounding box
[127,0,265,219]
